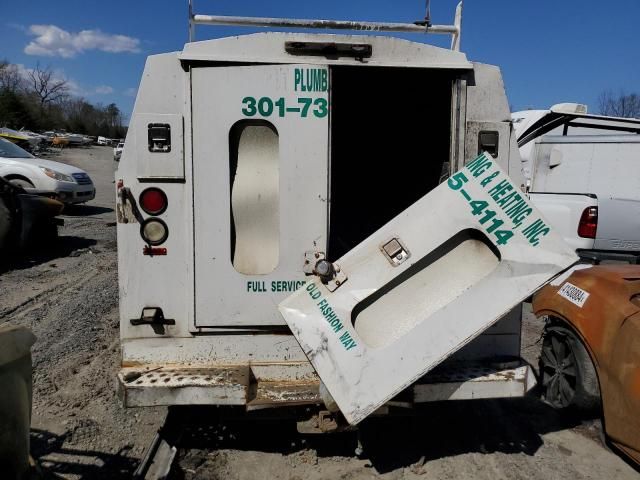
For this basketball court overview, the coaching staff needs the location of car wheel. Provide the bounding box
[539,322,601,411]
[8,178,35,189]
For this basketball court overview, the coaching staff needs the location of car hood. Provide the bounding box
[1,156,89,176]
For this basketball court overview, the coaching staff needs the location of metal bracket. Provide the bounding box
[130,308,175,336]
[325,264,347,292]
[117,183,144,224]
[303,250,324,274]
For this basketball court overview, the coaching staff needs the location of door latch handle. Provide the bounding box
[381,237,410,266]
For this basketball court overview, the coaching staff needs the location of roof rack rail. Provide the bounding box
[188,1,463,51]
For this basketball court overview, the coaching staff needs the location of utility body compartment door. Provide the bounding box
[192,64,329,327]
[279,153,578,424]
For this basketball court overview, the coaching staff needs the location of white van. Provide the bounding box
[513,105,640,260]
[115,4,576,429]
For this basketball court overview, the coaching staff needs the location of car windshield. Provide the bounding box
[117,143,124,148]
[0,138,33,159]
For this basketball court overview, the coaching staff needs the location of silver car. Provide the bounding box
[0,137,96,204]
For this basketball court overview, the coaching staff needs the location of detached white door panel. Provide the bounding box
[192,64,328,327]
[279,153,577,424]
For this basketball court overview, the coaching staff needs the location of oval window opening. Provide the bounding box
[229,121,280,275]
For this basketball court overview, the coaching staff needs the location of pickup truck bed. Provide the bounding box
[529,192,597,252]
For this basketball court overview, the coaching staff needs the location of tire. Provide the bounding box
[8,178,35,189]
[0,198,11,250]
[539,322,601,411]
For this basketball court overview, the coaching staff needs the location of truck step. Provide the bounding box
[118,361,536,408]
[118,366,251,407]
[413,361,536,403]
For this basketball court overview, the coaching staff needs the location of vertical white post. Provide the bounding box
[188,0,195,42]
[451,1,463,51]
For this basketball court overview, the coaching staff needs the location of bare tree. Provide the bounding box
[597,89,640,118]
[25,62,69,109]
[0,60,24,92]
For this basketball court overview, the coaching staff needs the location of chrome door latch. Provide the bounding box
[381,237,410,266]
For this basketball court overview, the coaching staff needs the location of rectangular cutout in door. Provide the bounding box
[353,230,500,349]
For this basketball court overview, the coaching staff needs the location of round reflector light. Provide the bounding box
[140,218,169,246]
[139,188,167,215]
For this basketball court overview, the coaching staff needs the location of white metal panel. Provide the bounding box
[191,64,328,327]
[465,121,511,171]
[133,113,184,179]
[529,193,597,251]
[532,140,640,252]
[121,335,308,366]
[180,32,473,69]
[466,63,511,123]
[413,363,536,402]
[279,153,577,424]
[116,53,195,341]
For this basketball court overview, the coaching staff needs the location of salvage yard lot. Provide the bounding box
[0,146,637,478]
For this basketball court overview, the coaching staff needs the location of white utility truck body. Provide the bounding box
[514,105,640,260]
[116,11,576,425]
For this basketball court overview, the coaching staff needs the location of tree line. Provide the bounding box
[0,60,127,139]
[598,90,640,118]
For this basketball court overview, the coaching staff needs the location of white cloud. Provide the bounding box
[124,87,137,97]
[65,79,84,96]
[67,81,117,97]
[95,85,114,95]
[24,24,140,58]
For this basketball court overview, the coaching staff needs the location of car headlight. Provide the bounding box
[39,167,74,182]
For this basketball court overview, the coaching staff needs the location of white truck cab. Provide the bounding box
[116,4,576,426]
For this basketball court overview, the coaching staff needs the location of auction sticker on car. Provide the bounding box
[558,282,590,308]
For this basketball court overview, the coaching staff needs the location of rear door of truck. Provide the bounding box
[191,64,329,328]
[279,154,578,424]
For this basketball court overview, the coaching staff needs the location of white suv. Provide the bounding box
[0,137,95,204]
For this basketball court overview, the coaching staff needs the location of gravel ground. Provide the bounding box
[1,146,164,478]
[0,146,637,479]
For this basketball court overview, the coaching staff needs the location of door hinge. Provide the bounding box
[303,251,347,292]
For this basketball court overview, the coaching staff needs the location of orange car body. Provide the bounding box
[533,264,640,465]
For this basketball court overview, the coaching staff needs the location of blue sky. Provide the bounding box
[2,0,639,122]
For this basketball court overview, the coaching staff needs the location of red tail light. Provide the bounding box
[578,206,598,239]
[139,187,168,215]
